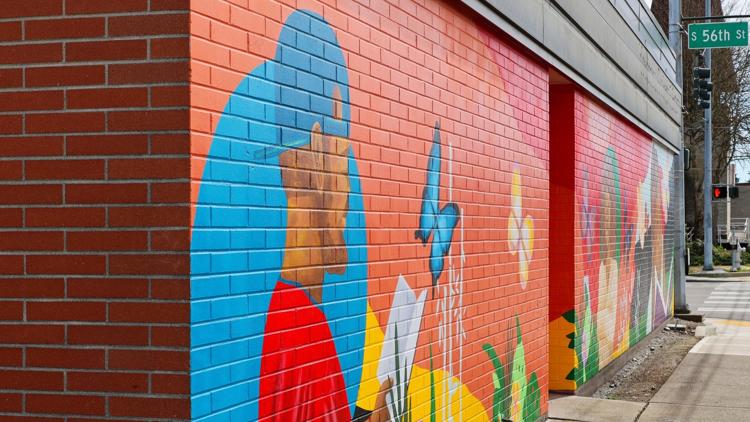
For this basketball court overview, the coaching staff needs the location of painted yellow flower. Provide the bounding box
[508,169,534,288]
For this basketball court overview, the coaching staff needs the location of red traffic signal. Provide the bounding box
[713,185,727,199]
[712,186,739,199]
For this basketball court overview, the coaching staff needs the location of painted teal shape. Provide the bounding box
[606,147,622,262]
[190,10,366,420]
[415,122,459,293]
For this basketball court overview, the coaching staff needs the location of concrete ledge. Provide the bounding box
[687,271,750,280]
[675,312,704,323]
[695,325,716,338]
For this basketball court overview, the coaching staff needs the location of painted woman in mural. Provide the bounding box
[192,9,391,421]
[257,90,387,420]
[248,13,393,422]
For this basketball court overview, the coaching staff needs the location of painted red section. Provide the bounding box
[259,281,350,422]
[549,86,576,319]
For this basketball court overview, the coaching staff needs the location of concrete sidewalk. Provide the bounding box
[639,318,750,422]
[548,319,750,422]
[548,395,646,421]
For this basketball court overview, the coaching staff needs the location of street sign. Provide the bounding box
[688,21,749,49]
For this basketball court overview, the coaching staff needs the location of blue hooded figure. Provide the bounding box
[190,10,369,421]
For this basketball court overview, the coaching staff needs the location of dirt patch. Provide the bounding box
[593,318,700,402]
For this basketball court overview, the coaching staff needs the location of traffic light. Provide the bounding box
[713,185,727,199]
[693,66,712,109]
[730,186,739,199]
[713,185,740,199]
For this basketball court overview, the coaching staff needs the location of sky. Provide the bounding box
[736,161,750,182]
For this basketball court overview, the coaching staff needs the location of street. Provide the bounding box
[687,279,750,321]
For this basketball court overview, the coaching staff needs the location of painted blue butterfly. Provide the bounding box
[415,121,460,295]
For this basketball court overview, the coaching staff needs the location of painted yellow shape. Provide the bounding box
[711,319,750,327]
[510,380,523,421]
[408,362,489,422]
[613,319,630,360]
[511,171,522,205]
[519,216,534,280]
[356,304,385,411]
[356,304,488,421]
[549,315,577,391]
[508,170,522,249]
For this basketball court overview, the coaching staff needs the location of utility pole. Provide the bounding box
[727,160,732,250]
[702,0,714,271]
[670,0,689,312]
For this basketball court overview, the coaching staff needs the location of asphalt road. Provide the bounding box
[686,279,750,321]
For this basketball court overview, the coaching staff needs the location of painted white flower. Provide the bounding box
[508,169,534,288]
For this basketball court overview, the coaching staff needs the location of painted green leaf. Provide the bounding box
[511,318,528,419]
[492,372,501,390]
[482,343,506,422]
[562,309,575,324]
[567,332,576,349]
[523,372,541,422]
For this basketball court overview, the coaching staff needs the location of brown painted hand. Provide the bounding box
[368,378,393,422]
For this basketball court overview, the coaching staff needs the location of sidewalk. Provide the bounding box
[548,319,750,422]
[639,318,750,421]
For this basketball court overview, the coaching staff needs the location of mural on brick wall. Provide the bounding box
[191,7,547,422]
[548,98,677,389]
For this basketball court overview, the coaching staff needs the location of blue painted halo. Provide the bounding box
[190,10,367,420]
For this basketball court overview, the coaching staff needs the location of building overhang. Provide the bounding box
[463,0,682,152]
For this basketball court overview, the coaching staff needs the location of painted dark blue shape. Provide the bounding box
[415,122,459,293]
[190,10,366,421]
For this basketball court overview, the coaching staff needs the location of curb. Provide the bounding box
[687,273,750,281]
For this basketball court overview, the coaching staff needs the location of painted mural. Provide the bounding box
[191,6,549,422]
[549,96,677,389]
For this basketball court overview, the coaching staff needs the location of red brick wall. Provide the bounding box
[0,1,190,420]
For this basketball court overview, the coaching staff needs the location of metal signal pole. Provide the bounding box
[702,0,714,271]
[670,0,689,311]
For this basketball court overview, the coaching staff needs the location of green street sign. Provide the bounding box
[688,21,749,49]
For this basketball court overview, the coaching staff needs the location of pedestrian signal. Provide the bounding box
[713,185,727,199]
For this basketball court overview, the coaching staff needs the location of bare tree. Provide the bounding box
[653,0,750,240]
